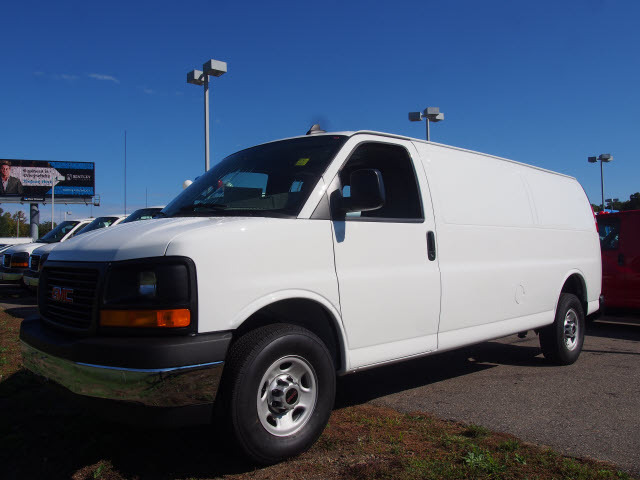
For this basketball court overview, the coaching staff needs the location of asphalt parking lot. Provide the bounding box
[3,284,639,476]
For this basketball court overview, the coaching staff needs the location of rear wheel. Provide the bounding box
[220,324,335,464]
[540,293,585,365]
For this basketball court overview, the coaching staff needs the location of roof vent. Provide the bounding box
[306,124,326,135]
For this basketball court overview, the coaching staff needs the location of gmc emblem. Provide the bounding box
[51,286,74,304]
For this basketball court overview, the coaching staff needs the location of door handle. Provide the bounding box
[618,253,624,266]
[427,231,436,261]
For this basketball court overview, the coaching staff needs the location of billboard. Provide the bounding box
[0,159,95,203]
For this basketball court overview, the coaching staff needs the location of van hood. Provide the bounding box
[31,242,59,256]
[48,217,250,262]
[3,243,43,256]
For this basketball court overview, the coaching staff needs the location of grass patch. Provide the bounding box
[498,439,521,452]
[462,423,491,439]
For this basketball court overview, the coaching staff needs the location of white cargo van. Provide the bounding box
[20,130,601,463]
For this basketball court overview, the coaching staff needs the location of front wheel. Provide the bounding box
[539,293,585,365]
[220,324,336,464]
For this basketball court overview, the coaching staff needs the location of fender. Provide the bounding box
[230,289,351,373]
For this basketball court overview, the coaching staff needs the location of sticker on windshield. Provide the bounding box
[295,158,310,166]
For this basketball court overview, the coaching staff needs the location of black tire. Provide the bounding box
[539,293,585,365]
[220,324,336,464]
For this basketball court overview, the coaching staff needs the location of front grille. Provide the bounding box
[30,255,40,271]
[41,267,100,331]
[3,254,10,268]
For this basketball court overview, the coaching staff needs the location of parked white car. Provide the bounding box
[20,130,601,463]
[23,215,126,289]
[0,219,92,284]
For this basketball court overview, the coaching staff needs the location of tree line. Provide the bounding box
[591,192,640,213]
[0,207,55,239]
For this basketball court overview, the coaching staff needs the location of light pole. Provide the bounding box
[588,154,613,212]
[51,175,65,228]
[409,107,444,141]
[187,59,227,172]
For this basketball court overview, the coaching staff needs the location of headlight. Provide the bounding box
[11,252,29,268]
[100,258,196,330]
[138,271,157,297]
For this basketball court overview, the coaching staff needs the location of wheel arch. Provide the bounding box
[558,270,588,315]
[231,291,348,373]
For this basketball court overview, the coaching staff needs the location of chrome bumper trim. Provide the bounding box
[21,341,224,407]
[2,272,23,281]
[23,275,39,287]
[76,360,222,373]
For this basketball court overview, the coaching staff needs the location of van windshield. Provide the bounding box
[121,207,163,223]
[162,135,347,218]
[36,221,80,243]
[77,216,120,234]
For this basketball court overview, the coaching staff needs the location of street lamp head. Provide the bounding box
[424,107,440,116]
[599,153,613,162]
[588,156,598,163]
[430,112,444,122]
[187,69,205,86]
[202,59,227,77]
[408,111,423,122]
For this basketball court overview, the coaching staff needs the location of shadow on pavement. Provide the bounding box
[0,285,36,305]
[3,306,38,319]
[586,320,640,342]
[0,371,257,480]
[0,337,547,479]
[336,342,545,408]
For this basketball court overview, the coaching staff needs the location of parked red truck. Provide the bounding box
[597,210,640,309]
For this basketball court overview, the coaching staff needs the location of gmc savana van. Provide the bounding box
[20,130,601,463]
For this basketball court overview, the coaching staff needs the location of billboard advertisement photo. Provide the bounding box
[0,159,95,203]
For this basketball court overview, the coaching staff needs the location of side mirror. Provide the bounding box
[342,169,385,213]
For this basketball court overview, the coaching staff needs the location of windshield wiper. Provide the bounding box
[178,203,228,212]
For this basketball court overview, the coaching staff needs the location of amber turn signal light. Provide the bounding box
[12,262,28,268]
[100,309,190,328]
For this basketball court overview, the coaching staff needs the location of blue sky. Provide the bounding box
[1,0,638,222]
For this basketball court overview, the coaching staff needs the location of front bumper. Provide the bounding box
[0,266,26,282]
[23,270,39,288]
[20,317,232,407]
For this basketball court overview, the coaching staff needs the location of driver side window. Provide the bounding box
[339,142,423,221]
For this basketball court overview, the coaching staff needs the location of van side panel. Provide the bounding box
[523,169,602,308]
[523,170,594,231]
[413,142,600,338]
